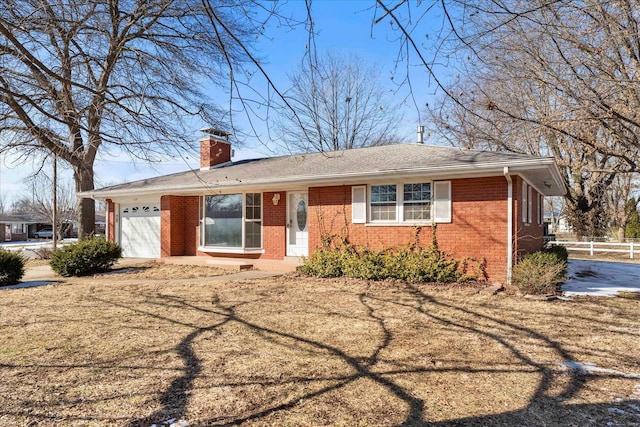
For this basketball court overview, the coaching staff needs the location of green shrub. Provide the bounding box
[512,251,567,295]
[544,244,569,263]
[298,248,346,278]
[50,238,122,277]
[379,246,457,282]
[300,242,461,283]
[0,248,26,286]
[342,248,386,280]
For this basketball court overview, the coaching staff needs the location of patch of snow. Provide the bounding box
[561,361,640,379]
[0,281,58,290]
[150,419,190,427]
[562,260,640,297]
[608,407,628,415]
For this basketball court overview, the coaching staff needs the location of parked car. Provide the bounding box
[34,228,54,239]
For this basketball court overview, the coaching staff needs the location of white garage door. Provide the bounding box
[120,203,161,258]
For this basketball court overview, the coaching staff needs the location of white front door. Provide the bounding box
[286,192,308,256]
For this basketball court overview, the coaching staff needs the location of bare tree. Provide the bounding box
[418,0,640,237]
[275,51,404,153]
[0,0,270,237]
[13,173,77,239]
[605,173,640,242]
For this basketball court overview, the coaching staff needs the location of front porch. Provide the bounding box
[157,255,303,273]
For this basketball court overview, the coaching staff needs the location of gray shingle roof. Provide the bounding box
[83,143,565,197]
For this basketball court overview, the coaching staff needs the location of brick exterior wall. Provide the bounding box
[307,176,544,282]
[106,199,115,242]
[160,195,199,257]
[106,175,545,282]
[262,192,287,259]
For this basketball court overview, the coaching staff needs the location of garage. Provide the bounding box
[119,203,161,258]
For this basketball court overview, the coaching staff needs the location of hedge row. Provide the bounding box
[299,242,486,283]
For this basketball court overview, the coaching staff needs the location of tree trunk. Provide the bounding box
[617,226,625,243]
[74,164,95,239]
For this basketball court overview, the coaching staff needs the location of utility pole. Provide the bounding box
[52,153,57,249]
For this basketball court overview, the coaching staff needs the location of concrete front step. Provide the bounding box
[159,256,302,273]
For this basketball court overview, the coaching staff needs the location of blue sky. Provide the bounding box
[0,1,449,207]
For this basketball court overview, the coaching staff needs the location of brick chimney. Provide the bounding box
[199,128,232,170]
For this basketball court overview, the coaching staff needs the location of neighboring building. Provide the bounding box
[81,132,565,283]
[0,214,50,242]
[544,212,573,234]
[0,214,103,241]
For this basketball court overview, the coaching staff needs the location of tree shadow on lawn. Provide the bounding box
[91,281,638,426]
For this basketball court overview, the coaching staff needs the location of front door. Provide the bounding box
[287,192,308,256]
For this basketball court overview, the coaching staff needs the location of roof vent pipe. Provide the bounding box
[417,125,425,143]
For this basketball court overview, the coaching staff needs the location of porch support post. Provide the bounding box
[504,167,513,285]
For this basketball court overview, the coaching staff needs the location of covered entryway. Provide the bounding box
[286,192,308,256]
[119,203,161,258]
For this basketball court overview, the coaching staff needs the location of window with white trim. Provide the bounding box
[11,223,26,233]
[201,193,262,249]
[370,184,397,221]
[403,183,431,221]
[359,181,451,224]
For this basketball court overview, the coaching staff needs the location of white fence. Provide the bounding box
[548,240,640,259]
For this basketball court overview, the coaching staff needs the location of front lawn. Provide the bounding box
[1,269,638,425]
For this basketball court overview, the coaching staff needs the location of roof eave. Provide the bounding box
[80,158,565,199]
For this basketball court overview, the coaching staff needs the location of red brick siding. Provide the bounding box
[106,199,116,243]
[262,192,286,259]
[307,178,511,282]
[161,195,199,257]
[157,176,545,281]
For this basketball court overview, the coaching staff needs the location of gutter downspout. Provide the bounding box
[504,167,513,285]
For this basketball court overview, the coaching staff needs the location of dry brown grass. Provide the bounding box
[1,267,639,426]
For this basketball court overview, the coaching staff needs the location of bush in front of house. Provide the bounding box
[381,246,460,282]
[0,248,26,286]
[544,243,569,263]
[512,250,567,295]
[298,247,348,278]
[50,238,122,277]
[299,242,462,283]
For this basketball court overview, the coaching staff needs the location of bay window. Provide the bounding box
[202,193,262,250]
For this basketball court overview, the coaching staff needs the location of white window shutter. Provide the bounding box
[433,181,452,223]
[352,186,366,223]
